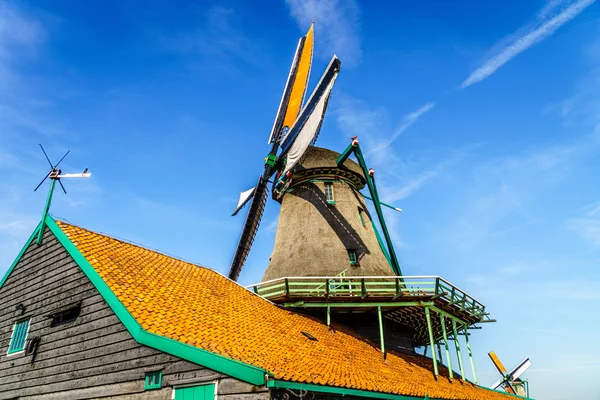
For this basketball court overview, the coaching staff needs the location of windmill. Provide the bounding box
[488,351,531,397]
[34,144,91,245]
[228,24,341,281]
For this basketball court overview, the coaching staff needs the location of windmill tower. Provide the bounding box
[230,24,497,385]
[263,146,395,281]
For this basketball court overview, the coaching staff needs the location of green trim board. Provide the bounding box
[267,380,443,400]
[44,216,267,386]
[0,221,43,290]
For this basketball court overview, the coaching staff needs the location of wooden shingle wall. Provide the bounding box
[0,228,268,399]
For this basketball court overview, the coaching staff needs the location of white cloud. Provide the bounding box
[368,102,435,155]
[285,0,362,66]
[160,5,268,71]
[461,0,595,89]
[567,201,600,246]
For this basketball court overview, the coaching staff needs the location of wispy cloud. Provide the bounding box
[567,201,600,246]
[160,6,268,71]
[367,102,435,155]
[461,0,595,89]
[285,0,362,66]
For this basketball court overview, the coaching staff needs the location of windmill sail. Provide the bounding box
[232,187,256,216]
[228,176,269,281]
[268,24,314,144]
[283,76,336,175]
[280,56,341,159]
[282,23,313,130]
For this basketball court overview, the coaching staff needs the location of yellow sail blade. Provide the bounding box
[282,23,314,129]
[488,351,508,374]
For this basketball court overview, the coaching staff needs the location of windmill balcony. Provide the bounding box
[247,275,495,348]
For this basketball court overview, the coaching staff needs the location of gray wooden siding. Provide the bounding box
[0,227,268,399]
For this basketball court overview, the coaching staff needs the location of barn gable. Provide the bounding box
[0,219,266,399]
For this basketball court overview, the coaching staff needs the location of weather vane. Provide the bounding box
[34,144,91,244]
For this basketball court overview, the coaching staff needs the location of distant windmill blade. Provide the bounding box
[508,358,531,381]
[54,150,70,168]
[58,180,67,194]
[39,144,53,168]
[228,177,269,281]
[491,378,504,390]
[34,173,50,192]
[488,351,508,375]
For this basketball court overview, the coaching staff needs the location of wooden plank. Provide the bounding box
[1,334,136,378]
[218,377,267,395]
[0,352,177,393]
[0,266,87,311]
[2,342,167,385]
[17,381,149,400]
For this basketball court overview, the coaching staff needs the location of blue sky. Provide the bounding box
[1,0,599,398]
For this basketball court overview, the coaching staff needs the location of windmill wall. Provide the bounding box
[263,146,395,281]
[0,228,268,399]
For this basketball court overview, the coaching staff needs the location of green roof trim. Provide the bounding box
[267,379,441,400]
[0,221,42,290]
[475,384,533,400]
[45,215,267,386]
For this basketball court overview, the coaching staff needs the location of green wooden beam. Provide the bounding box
[439,314,453,380]
[452,319,466,380]
[335,141,356,166]
[424,307,438,378]
[37,179,56,245]
[377,305,385,358]
[341,142,402,276]
[464,322,478,384]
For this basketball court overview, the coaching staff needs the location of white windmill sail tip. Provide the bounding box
[510,358,531,380]
[232,187,256,216]
[491,378,504,390]
[282,76,337,175]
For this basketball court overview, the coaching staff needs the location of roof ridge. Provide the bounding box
[51,214,209,271]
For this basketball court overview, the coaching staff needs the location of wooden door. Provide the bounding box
[174,384,215,400]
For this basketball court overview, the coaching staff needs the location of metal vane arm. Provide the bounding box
[336,138,403,276]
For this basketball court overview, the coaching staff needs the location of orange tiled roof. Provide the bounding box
[56,220,512,400]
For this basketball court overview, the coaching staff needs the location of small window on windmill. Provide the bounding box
[347,249,358,266]
[358,207,366,226]
[324,182,335,204]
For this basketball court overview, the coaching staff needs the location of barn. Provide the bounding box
[0,214,518,400]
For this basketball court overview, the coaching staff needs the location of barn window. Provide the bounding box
[7,319,30,355]
[324,182,335,204]
[50,304,81,327]
[145,370,162,390]
[347,249,358,265]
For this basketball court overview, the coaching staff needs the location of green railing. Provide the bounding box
[249,275,486,319]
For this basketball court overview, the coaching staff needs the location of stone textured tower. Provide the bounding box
[263,146,395,282]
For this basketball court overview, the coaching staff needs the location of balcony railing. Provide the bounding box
[248,275,487,320]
